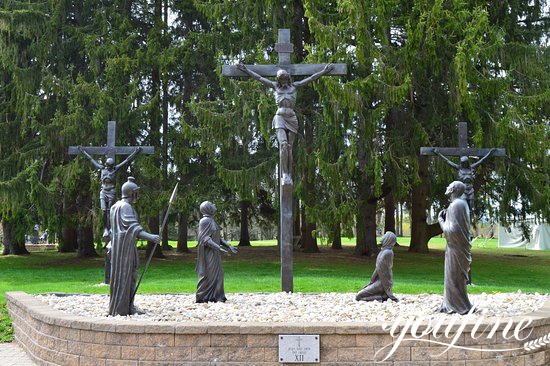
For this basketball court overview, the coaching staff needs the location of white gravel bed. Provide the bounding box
[36,291,547,323]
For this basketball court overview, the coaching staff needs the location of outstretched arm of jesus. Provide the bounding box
[432,148,459,169]
[471,148,496,169]
[115,147,142,171]
[293,63,334,87]
[78,146,103,169]
[236,64,276,89]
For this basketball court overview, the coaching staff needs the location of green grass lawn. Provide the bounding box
[1,237,549,342]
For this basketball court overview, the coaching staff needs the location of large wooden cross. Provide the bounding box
[69,120,154,161]
[222,29,347,292]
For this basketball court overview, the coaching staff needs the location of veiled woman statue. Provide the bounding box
[356,232,399,302]
[196,201,237,303]
[438,181,473,315]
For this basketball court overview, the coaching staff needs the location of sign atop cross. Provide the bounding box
[222,29,347,77]
[69,121,154,161]
[222,29,347,293]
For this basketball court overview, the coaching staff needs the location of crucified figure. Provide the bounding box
[236,63,334,185]
[78,146,141,238]
[432,148,496,213]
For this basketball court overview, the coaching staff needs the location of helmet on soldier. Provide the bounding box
[121,177,140,200]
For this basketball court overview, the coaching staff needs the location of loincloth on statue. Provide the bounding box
[100,187,116,210]
[272,108,298,134]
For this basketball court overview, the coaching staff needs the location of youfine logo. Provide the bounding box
[375,304,550,362]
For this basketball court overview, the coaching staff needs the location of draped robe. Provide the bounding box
[196,215,226,303]
[439,198,473,314]
[356,233,398,302]
[109,201,142,316]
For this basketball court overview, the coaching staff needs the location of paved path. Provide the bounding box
[0,342,36,365]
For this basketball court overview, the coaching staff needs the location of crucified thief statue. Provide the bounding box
[236,63,334,185]
[78,146,141,238]
[432,148,496,213]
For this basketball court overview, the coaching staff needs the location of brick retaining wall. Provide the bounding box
[6,292,550,365]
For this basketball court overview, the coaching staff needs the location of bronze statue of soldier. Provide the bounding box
[109,177,160,316]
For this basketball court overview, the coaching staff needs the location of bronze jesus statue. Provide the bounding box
[78,146,141,238]
[236,63,334,185]
[432,148,495,213]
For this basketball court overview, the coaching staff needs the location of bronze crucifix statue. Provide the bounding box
[223,29,346,292]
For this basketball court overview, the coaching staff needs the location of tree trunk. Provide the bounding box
[160,0,170,252]
[161,220,170,250]
[146,216,165,258]
[384,192,396,234]
[76,173,97,257]
[354,106,378,256]
[409,156,442,252]
[1,218,29,255]
[355,209,367,255]
[299,205,306,249]
[331,222,342,250]
[355,183,367,255]
[160,209,171,251]
[177,212,189,253]
[398,202,403,237]
[61,226,78,253]
[145,0,165,260]
[365,200,378,256]
[238,200,251,246]
[301,214,319,253]
[77,225,97,257]
[300,119,319,253]
[59,192,77,252]
[355,183,378,256]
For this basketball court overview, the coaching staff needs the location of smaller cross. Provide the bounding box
[69,121,154,160]
[420,122,506,158]
[69,120,154,284]
[420,121,506,209]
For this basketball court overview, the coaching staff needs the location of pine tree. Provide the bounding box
[0,1,51,254]
[305,0,410,255]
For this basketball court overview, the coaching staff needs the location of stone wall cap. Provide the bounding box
[5,292,550,335]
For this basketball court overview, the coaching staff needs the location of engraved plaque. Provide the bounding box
[278,334,320,363]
